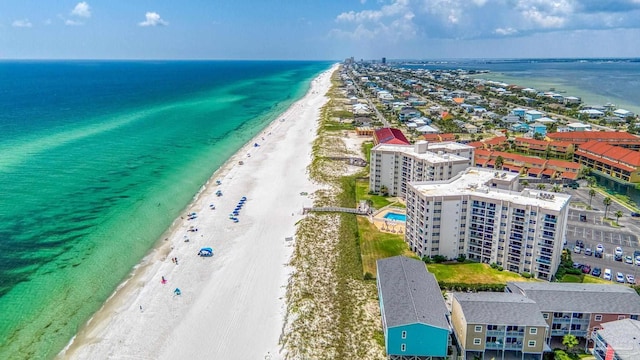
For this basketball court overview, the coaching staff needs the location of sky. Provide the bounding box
[1,0,640,60]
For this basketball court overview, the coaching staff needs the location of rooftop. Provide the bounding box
[410,168,571,212]
[507,282,640,314]
[453,293,548,327]
[377,256,450,330]
[373,143,471,164]
[598,319,640,360]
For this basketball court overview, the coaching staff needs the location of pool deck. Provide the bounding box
[371,207,406,234]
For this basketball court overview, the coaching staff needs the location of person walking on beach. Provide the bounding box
[161,276,167,284]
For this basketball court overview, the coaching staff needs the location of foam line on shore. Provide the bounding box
[57,64,338,360]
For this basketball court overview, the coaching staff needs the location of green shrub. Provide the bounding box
[433,255,447,263]
[363,272,374,280]
[422,256,432,264]
[521,272,533,279]
[490,262,498,269]
[456,254,467,263]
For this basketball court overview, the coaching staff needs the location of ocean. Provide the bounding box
[0,60,330,359]
[397,59,640,115]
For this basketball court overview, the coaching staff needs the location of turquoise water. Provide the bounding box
[383,212,406,222]
[0,61,330,359]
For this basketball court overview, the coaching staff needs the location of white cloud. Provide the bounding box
[494,27,518,36]
[71,2,91,18]
[65,19,84,26]
[139,12,168,27]
[12,19,32,28]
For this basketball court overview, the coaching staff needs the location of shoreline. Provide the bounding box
[58,64,338,359]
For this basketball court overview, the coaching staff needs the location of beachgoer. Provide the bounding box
[140,305,143,312]
[161,276,167,284]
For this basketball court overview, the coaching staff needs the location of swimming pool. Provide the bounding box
[383,212,406,222]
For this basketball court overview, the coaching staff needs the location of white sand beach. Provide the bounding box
[58,65,338,360]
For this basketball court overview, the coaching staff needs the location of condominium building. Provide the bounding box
[593,319,640,360]
[506,282,640,342]
[451,292,549,360]
[405,168,570,281]
[369,141,474,197]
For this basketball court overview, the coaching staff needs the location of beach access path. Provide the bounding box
[59,64,338,360]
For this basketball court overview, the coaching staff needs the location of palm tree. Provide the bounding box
[587,176,597,187]
[588,189,596,208]
[551,184,561,193]
[536,183,546,190]
[521,180,529,188]
[603,197,612,219]
[615,210,623,225]
[495,155,504,170]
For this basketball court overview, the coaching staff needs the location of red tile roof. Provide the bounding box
[422,133,457,142]
[546,159,581,170]
[485,136,507,146]
[578,141,640,167]
[528,168,543,175]
[542,169,555,176]
[548,131,640,144]
[467,141,484,148]
[515,137,549,147]
[561,171,579,180]
[374,127,410,145]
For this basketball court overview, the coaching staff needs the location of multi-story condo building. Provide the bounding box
[451,292,548,360]
[405,168,570,280]
[593,319,640,360]
[369,141,474,197]
[506,282,640,343]
[574,140,640,183]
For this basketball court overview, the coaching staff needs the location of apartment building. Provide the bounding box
[369,141,474,197]
[506,282,640,342]
[405,168,570,281]
[574,140,640,183]
[451,292,549,360]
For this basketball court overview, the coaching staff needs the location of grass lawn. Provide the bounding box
[358,217,415,276]
[355,179,392,209]
[426,263,538,284]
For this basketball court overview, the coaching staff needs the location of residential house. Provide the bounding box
[451,292,549,360]
[399,107,420,122]
[567,122,591,132]
[614,109,635,118]
[422,133,457,143]
[525,110,544,122]
[377,256,450,359]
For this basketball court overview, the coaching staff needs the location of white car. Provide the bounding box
[573,245,581,254]
[616,272,625,283]
[627,274,636,284]
[635,255,640,266]
[596,244,604,253]
[615,246,624,256]
[603,268,612,281]
[626,255,634,265]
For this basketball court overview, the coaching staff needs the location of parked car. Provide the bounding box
[574,245,581,254]
[577,240,585,249]
[585,247,593,256]
[627,274,636,284]
[625,255,634,265]
[631,212,640,217]
[603,268,612,281]
[591,267,602,277]
[635,255,640,266]
[596,244,604,253]
[582,265,591,274]
[616,272,625,283]
[572,262,583,269]
[615,254,623,262]
[615,246,624,256]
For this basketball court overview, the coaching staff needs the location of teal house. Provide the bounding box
[377,256,451,359]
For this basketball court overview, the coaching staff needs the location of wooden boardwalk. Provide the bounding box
[303,206,369,215]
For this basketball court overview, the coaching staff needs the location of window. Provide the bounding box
[542,313,549,319]
[528,340,536,347]
[473,338,481,345]
[618,315,626,320]
[594,315,602,321]
[529,328,537,335]
[401,344,406,352]
[475,325,482,332]
[401,331,407,339]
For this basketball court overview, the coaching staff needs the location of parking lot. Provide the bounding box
[565,209,640,284]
